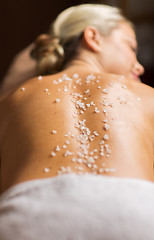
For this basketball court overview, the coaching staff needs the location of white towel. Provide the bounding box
[0,174,154,240]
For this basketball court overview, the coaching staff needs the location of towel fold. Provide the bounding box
[0,174,154,240]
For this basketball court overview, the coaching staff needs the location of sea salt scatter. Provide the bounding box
[117,97,121,100]
[51,130,57,134]
[104,124,110,131]
[84,89,90,94]
[90,151,94,156]
[93,131,99,136]
[45,89,49,92]
[109,103,114,108]
[51,151,56,157]
[72,158,76,162]
[86,104,91,108]
[21,87,25,91]
[102,101,108,106]
[103,109,108,116]
[87,163,92,168]
[55,145,60,151]
[137,98,141,102]
[93,149,98,153]
[93,164,98,169]
[106,149,111,154]
[102,89,109,94]
[94,107,100,113]
[55,99,60,103]
[64,86,68,92]
[64,150,73,157]
[104,144,109,148]
[62,74,67,79]
[100,140,105,145]
[90,101,95,106]
[103,134,109,141]
[77,158,83,164]
[53,80,58,84]
[121,75,125,79]
[105,168,110,172]
[73,73,79,79]
[43,168,50,173]
[38,76,43,80]
[121,84,127,89]
[98,168,104,173]
[76,166,84,171]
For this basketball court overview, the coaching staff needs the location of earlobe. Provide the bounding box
[83,26,102,52]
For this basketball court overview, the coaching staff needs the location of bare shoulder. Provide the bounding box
[129,80,154,118]
[0,72,66,119]
[0,76,40,140]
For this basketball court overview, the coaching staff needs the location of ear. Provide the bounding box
[83,26,102,52]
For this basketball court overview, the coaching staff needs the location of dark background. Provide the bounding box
[0,0,154,87]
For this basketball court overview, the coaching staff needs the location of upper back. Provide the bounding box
[0,70,154,172]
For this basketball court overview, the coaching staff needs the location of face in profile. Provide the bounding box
[99,23,144,82]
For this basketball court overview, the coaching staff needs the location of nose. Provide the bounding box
[135,61,145,76]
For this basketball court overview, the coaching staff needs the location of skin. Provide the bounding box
[0,22,154,194]
[98,24,144,81]
[0,44,37,96]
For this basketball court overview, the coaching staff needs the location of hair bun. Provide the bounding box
[31,34,64,75]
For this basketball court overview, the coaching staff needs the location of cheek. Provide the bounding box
[101,41,135,75]
[110,46,134,72]
[103,49,133,75]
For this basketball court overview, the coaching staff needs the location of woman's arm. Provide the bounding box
[0,44,37,96]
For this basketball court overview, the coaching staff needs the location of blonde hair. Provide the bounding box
[31,4,133,75]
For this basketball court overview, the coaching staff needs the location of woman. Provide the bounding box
[0,4,154,240]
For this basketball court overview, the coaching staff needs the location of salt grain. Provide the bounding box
[102,89,109,94]
[21,87,25,91]
[52,130,57,134]
[51,151,56,157]
[38,76,43,80]
[104,124,110,131]
[43,168,50,173]
[121,84,127,89]
[103,134,109,141]
[73,73,79,79]
[64,150,73,157]
[55,145,60,151]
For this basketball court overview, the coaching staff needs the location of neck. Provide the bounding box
[64,50,105,74]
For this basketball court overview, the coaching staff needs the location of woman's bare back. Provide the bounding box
[0,69,154,192]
